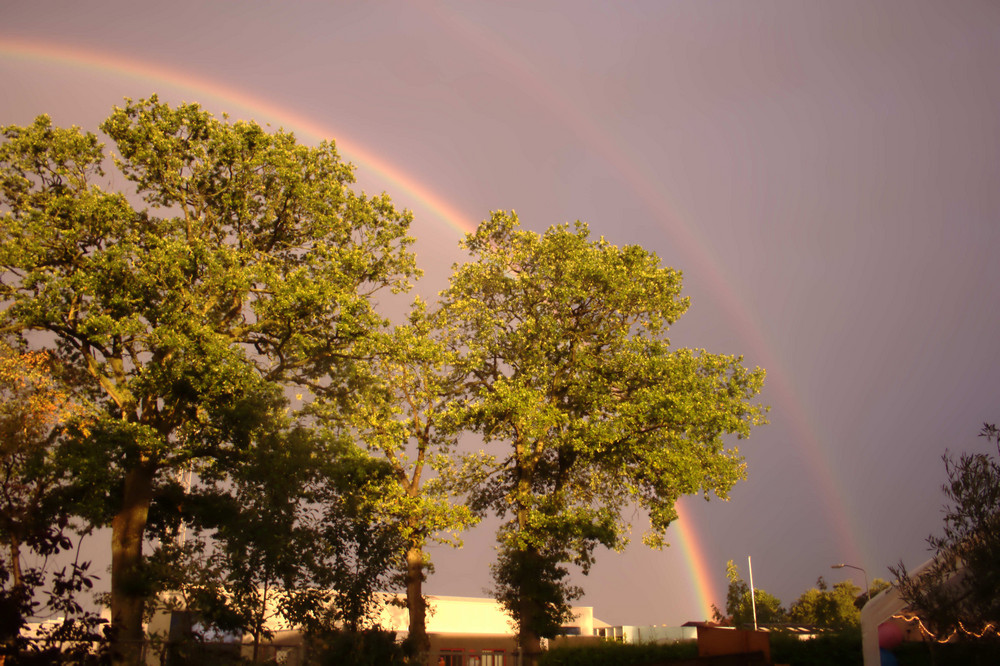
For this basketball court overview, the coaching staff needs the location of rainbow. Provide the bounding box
[421,7,871,580]
[0,36,474,238]
[1,35,866,616]
[674,501,720,619]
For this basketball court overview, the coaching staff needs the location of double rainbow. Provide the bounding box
[2,35,868,619]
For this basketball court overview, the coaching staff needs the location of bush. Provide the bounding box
[540,640,698,666]
[769,631,862,666]
[305,628,409,666]
[893,639,1000,666]
[770,630,1000,666]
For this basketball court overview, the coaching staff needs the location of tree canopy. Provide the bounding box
[788,577,863,630]
[315,299,477,655]
[0,342,84,590]
[892,423,1000,642]
[2,101,770,666]
[440,211,767,662]
[0,97,418,664]
[0,341,108,658]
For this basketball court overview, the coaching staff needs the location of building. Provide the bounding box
[380,594,603,664]
[146,593,618,665]
[593,624,697,643]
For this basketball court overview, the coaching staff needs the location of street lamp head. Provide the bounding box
[829,563,871,602]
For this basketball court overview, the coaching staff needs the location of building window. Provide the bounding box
[596,626,625,642]
[469,649,505,666]
[437,650,463,666]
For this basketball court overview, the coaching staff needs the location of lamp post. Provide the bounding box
[831,563,870,603]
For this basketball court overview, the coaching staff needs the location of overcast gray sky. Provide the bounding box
[3,0,1000,626]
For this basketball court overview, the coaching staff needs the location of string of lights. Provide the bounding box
[891,613,999,644]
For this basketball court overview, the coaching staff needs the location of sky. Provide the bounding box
[2,0,1000,627]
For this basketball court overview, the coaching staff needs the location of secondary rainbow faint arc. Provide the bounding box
[0,37,474,239]
[423,6,870,572]
[4,37,723,617]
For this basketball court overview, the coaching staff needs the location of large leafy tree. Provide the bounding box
[786,577,888,631]
[788,577,863,630]
[319,300,477,656]
[440,212,767,664]
[0,98,417,664]
[891,423,1000,642]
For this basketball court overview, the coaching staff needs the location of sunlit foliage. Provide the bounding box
[441,212,767,662]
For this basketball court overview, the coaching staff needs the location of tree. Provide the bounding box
[299,454,408,637]
[165,426,407,663]
[865,577,891,604]
[712,560,785,628]
[0,98,417,664]
[788,577,863,630]
[891,423,1000,642]
[0,342,83,595]
[317,300,476,656]
[440,212,767,663]
[0,341,109,658]
[163,426,323,664]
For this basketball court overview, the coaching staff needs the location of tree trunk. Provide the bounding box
[110,463,156,666]
[405,545,430,656]
[252,580,269,663]
[3,534,24,653]
[514,447,542,666]
[8,534,22,591]
[518,607,544,666]
[517,547,544,666]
